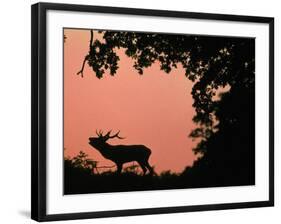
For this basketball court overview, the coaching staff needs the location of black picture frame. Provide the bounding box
[31,2,274,222]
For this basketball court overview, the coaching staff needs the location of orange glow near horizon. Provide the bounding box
[63,29,199,174]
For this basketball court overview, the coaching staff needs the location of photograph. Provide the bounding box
[0,0,277,223]
[63,28,255,195]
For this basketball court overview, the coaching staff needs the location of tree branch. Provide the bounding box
[76,30,93,77]
[96,165,116,169]
[76,55,88,77]
[90,29,93,48]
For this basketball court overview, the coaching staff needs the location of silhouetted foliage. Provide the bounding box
[69,30,255,193]
[64,150,252,194]
[71,151,98,173]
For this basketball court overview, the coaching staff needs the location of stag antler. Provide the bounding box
[108,130,125,139]
[104,130,112,138]
[96,129,104,137]
[95,130,125,140]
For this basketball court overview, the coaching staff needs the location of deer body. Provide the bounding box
[89,131,153,175]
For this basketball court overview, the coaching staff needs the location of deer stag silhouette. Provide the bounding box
[89,130,154,175]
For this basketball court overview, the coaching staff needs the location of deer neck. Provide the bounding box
[96,142,114,159]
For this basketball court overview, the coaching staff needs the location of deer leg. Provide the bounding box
[138,161,147,175]
[144,160,154,175]
[116,163,123,174]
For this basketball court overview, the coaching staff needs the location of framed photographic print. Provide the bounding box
[31,2,274,222]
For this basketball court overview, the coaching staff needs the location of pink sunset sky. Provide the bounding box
[63,29,200,174]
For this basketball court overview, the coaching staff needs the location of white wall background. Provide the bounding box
[0,0,279,223]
